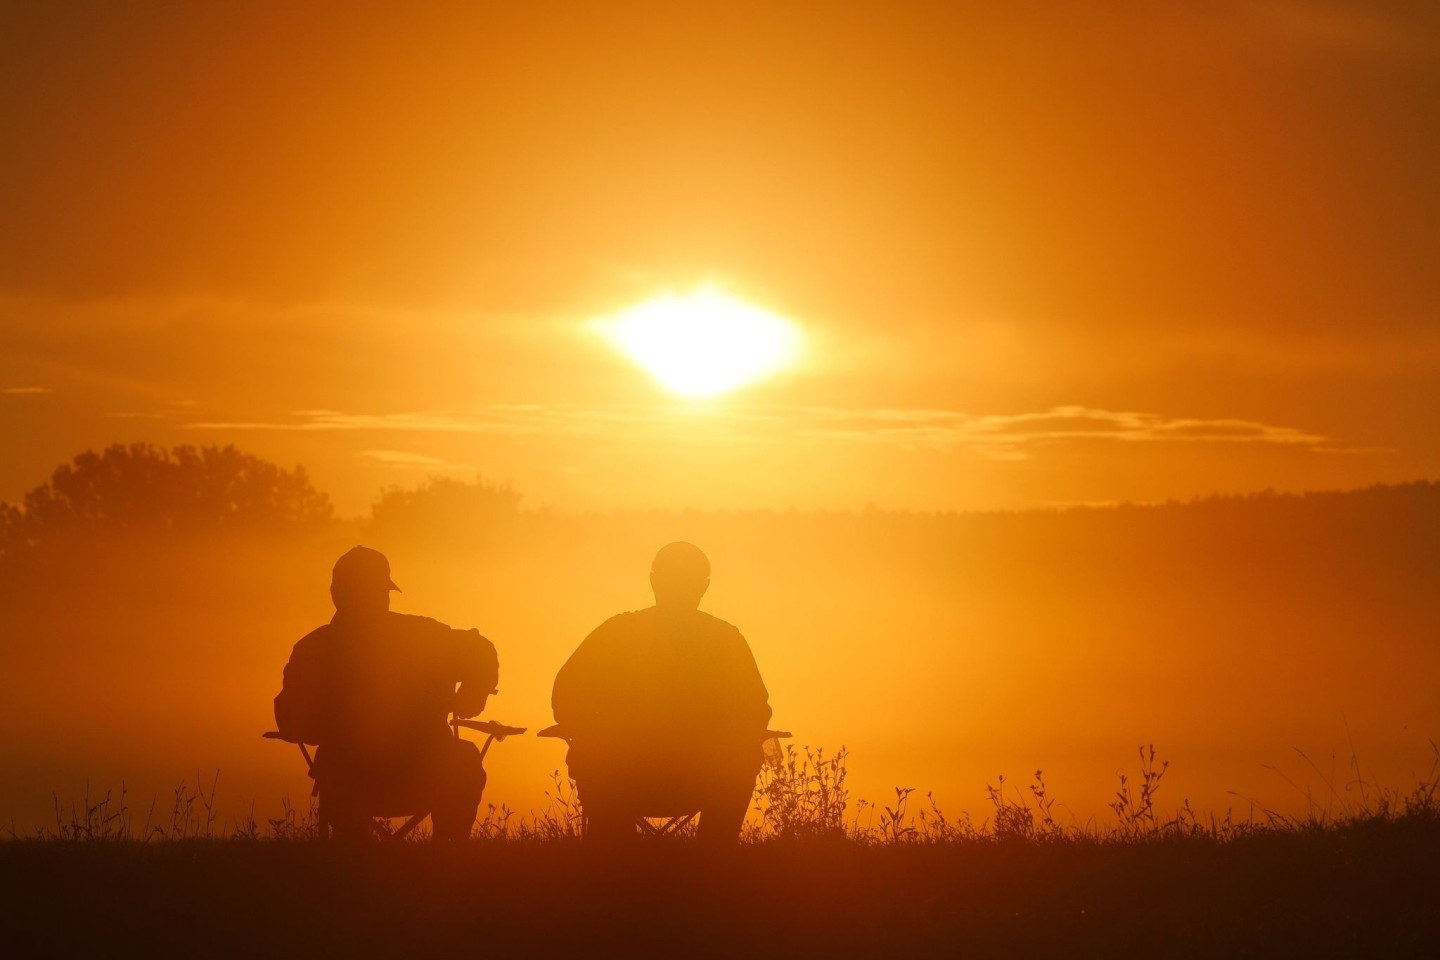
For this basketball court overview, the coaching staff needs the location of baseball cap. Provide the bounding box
[331,545,401,592]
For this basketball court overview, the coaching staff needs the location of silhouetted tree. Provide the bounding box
[366,475,520,550]
[0,443,335,560]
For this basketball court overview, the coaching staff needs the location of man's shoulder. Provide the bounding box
[386,611,449,631]
[384,611,483,640]
[695,610,744,638]
[385,616,492,644]
[292,622,333,650]
[584,607,636,639]
[600,608,741,631]
[580,609,651,644]
[595,608,648,629]
[298,621,332,640]
[582,608,743,646]
[637,608,746,644]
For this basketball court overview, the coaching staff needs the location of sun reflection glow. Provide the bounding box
[590,286,803,396]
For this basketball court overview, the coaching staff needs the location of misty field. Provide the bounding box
[5,448,1439,835]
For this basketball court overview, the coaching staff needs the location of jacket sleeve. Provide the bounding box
[273,630,329,744]
[720,628,773,733]
[451,627,499,719]
[551,620,614,732]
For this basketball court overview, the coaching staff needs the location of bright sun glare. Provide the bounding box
[590,287,803,397]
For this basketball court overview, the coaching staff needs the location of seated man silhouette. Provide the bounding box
[273,546,499,841]
[552,541,772,842]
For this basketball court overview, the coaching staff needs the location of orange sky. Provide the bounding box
[4,1,1439,513]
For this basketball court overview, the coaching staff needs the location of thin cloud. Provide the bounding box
[2,386,54,395]
[775,408,1323,462]
[191,408,621,436]
[101,400,200,420]
[187,403,1333,457]
[359,449,459,469]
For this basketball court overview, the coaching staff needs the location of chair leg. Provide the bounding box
[392,813,429,841]
[636,813,697,837]
[315,794,332,841]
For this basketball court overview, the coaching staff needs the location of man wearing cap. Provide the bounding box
[551,541,772,842]
[274,546,499,841]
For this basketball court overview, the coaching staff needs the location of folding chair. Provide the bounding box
[537,724,791,838]
[263,717,526,840]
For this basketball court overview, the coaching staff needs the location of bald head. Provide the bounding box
[650,541,710,610]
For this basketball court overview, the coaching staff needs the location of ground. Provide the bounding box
[4,820,1438,958]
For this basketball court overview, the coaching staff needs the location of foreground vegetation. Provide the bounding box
[27,743,1440,845]
[6,818,1438,958]
[6,747,1439,958]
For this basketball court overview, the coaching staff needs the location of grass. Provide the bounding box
[18,741,1440,845]
[4,745,1439,957]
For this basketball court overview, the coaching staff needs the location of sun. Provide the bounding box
[589,286,803,397]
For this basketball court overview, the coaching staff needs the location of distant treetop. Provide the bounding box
[0,443,335,557]
[366,475,521,548]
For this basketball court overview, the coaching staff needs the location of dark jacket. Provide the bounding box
[552,606,770,779]
[275,611,498,764]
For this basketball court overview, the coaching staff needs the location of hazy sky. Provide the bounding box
[4,0,1438,513]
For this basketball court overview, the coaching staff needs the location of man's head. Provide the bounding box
[650,541,710,610]
[330,545,400,616]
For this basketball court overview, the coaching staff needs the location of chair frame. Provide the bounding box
[536,724,791,838]
[263,717,526,840]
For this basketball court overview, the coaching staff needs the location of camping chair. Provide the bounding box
[537,724,791,838]
[262,717,526,840]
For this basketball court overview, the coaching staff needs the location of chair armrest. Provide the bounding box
[451,719,528,739]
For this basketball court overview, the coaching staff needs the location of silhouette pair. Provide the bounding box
[273,542,773,842]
